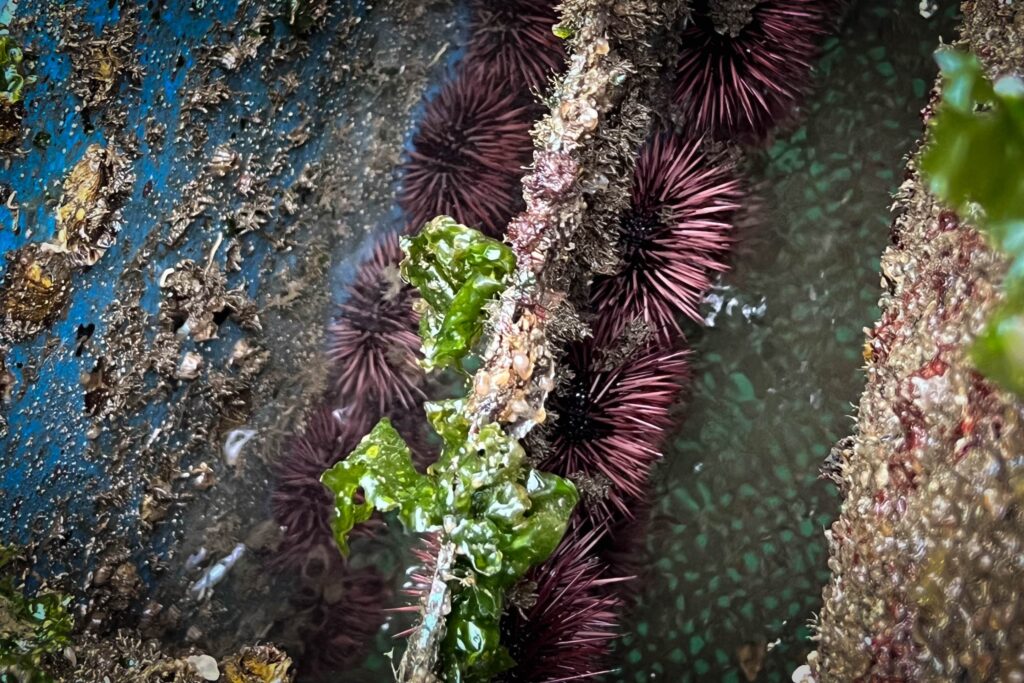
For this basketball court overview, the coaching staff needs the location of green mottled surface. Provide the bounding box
[614,3,958,681]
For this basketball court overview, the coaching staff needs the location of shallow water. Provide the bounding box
[614,3,958,681]
[0,0,963,680]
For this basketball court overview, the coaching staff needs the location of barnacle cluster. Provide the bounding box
[157,259,262,344]
[815,146,1023,682]
[221,645,294,683]
[52,144,133,267]
[0,143,132,358]
[0,243,73,340]
[57,3,141,113]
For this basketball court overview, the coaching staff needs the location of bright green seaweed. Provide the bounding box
[0,35,33,106]
[322,217,577,681]
[400,216,517,372]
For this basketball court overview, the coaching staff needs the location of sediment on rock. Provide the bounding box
[813,1,1024,680]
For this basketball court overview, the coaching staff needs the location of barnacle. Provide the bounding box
[53,144,133,267]
[288,0,330,33]
[222,645,294,683]
[58,3,141,112]
[0,244,73,338]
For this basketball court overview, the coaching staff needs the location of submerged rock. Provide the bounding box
[813,1,1024,680]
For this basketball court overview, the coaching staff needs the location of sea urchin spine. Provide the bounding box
[326,232,424,414]
[465,0,566,92]
[270,406,373,570]
[673,0,832,140]
[498,527,628,683]
[289,550,391,677]
[591,132,741,343]
[538,339,689,528]
[399,69,535,237]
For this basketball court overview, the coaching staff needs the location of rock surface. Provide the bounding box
[814,1,1024,680]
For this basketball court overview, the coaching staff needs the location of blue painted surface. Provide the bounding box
[0,0,372,575]
[0,0,475,593]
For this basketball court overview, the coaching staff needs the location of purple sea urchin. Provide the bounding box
[270,406,372,570]
[392,533,441,638]
[399,70,534,237]
[498,527,626,683]
[465,0,565,92]
[538,340,689,527]
[673,0,831,140]
[592,132,741,343]
[327,232,424,413]
[291,551,390,677]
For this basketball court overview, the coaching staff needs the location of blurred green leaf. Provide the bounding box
[0,549,72,682]
[921,49,1024,395]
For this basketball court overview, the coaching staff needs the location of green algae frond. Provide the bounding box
[0,35,34,106]
[322,220,577,682]
[0,548,73,682]
[401,216,517,372]
[922,49,1024,394]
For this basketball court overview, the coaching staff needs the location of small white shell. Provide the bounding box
[224,428,256,467]
[186,654,220,681]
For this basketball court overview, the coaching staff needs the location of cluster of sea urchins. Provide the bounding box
[398,0,562,238]
[518,131,739,679]
[268,1,564,679]
[511,0,838,673]
[268,232,428,679]
[269,0,834,678]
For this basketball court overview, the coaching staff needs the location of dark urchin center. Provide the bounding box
[349,279,407,333]
[487,8,517,35]
[558,374,605,444]
[359,302,397,333]
[619,208,663,262]
[429,123,479,173]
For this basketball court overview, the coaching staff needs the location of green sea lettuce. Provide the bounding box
[400,216,516,371]
[322,220,576,681]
